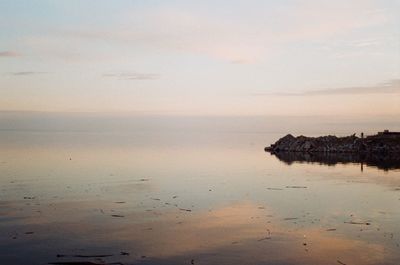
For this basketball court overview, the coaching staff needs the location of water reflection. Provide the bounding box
[1,199,396,265]
[269,151,400,171]
[1,129,400,265]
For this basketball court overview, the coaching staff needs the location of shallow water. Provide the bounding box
[1,116,399,265]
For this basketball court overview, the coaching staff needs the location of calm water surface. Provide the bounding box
[1,115,399,265]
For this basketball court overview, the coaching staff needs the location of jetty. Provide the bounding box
[265,130,400,154]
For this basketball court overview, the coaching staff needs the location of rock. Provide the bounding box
[265,131,400,154]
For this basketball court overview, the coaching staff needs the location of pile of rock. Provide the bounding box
[265,131,400,154]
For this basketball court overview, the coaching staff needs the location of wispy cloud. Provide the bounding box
[0,51,20,57]
[103,72,160,80]
[8,71,48,76]
[300,80,400,96]
[255,79,400,96]
[24,0,390,64]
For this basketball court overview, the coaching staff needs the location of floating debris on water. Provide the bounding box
[48,261,123,265]
[283,217,298,221]
[344,221,371,225]
[56,254,114,258]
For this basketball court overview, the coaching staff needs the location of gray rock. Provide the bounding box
[265,131,400,154]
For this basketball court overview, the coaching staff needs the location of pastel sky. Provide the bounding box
[0,0,399,116]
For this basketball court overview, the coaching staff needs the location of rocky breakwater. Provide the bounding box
[265,131,400,154]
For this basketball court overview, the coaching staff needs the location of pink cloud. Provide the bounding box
[0,51,20,57]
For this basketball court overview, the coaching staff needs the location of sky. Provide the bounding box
[0,0,399,116]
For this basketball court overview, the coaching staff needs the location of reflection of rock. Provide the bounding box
[265,131,400,154]
[269,151,400,171]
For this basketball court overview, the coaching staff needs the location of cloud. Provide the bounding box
[25,0,390,64]
[304,79,400,96]
[280,1,389,41]
[0,51,20,57]
[8,71,48,76]
[256,79,400,96]
[103,72,160,80]
[58,9,265,64]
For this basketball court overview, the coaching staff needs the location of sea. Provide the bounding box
[0,112,399,265]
